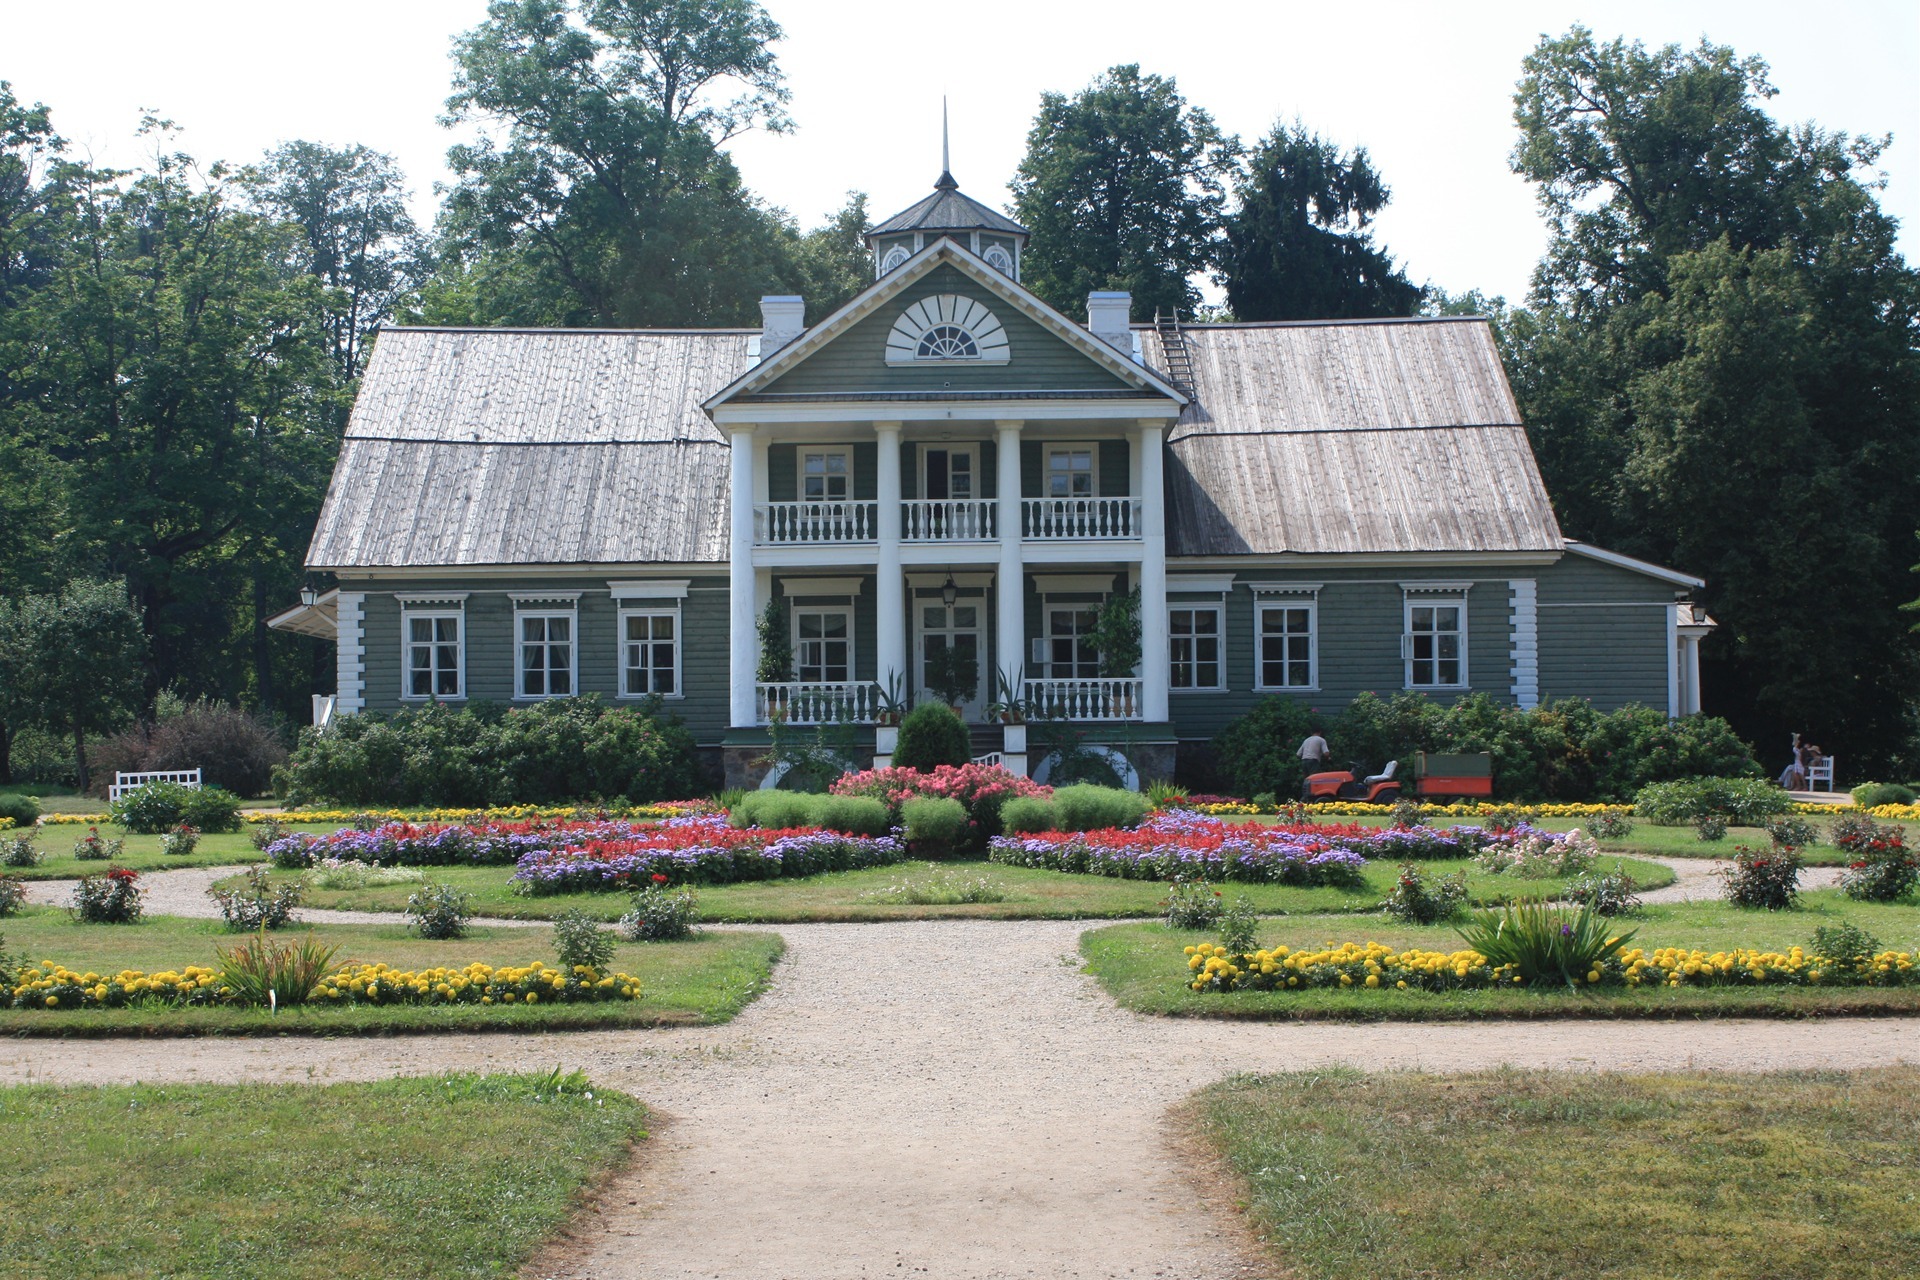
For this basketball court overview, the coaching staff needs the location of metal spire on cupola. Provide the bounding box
[936,96,957,190]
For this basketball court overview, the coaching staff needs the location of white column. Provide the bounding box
[875,423,905,701]
[730,427,758,727]
[996,420,1025,716]
[1665,602,1681,719]
[1137,423,1169,723]
[1683,634,1703,716]
[335,592,365,715]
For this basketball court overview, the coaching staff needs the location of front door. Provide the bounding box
[917,600,985,720]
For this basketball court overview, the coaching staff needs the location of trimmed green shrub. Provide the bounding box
[282,696,701,806]
[552,908,617,970]
[731,790,815,830]
[1052,784,1149,832]
[406,881,473,939]
[1634,777,1791,827]
[108,781,243,834]
[902,796,970,855]
[620,882,697,941]
[813,795,892,837]
[0,793,42,827]
[1852,782,1918,809]
[999,794,1057,834]
[891,701,971,771]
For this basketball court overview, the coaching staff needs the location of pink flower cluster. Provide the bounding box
[830,763,1049,816]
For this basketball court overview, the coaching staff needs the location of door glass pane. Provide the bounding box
[950,452,973,499]
[953,605,977,629]
[926,449,949,500]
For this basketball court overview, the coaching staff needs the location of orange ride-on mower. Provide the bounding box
[1303,759,1402,804]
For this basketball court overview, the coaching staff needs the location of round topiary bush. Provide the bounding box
[1852,781,1918,810]
[0,793,42,828]
[891,702,971,771]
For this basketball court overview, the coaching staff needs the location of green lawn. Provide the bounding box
[0,1073,644,1279]
[0,907,782,1035]
[1192,1066,1920,1280]
[2,825,336,878]
[1081,891,1920,1020]
[236,854,1675,923]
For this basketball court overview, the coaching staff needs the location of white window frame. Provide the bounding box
[921,443,979,502]
[1254,600,1318,691]
[401,608,465,701]
[792,607,854,684]
[1168,604,1226,692]
[1402,585,1471,690]
[801,449,851,503]
[618,605,682,699]
[1043,603,1101,680]
[1044,445,1098,499]
[514,606,577,700]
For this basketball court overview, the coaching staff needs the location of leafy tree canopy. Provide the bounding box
[1011,65,1237,318]
[0,580,147,789]
[1504,26,1920,771]
[1219,121,1423,321]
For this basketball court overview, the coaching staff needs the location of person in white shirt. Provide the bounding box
[1298,732,1330,769]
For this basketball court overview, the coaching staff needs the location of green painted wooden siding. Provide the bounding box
[768,442,878,502]
[753,264,1133,395]
[347,577,732,740]
[1020,440,1131,497]
[1535,556,1674,711]
[773,576,877,683]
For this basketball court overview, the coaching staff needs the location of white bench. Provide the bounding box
[1807,756,1835,792]
[109,769,202,802]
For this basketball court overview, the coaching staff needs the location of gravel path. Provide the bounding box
[1635,858,1844,904]
[5,916,1918,1280]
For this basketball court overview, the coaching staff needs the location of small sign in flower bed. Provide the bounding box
[4,960,643,1011]
[508,813,906,895]
[984,811,1569,884]
[1183,940,1920,994]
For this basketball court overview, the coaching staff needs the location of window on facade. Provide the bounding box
[621,610,678,696]
[405,612,463,699]
[923,447,976,501]
[517,613,574,698]
[794,609,851,683]
[1046,607,1100,679]
[880,245,910,273]
[983,243,1015,276]
[1406,597,1466,688]
[1257,602,1316,689]
[1045,448,1096,499]
[1169,606,1223,690]
[915,324,980,359]
[802,452,849,502]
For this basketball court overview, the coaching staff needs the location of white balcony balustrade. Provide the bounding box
[755,501,878,545]
[901,499,997,541]
[1021,497,1143,540]
[1023,678,1145,722]
[757,681,882,725]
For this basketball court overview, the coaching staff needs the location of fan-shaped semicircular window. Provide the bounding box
[884,295,1011,365]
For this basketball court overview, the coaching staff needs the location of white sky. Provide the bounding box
[6,0,1915,304]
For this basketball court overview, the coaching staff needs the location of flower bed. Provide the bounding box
[508,813,906,894]
[1183,940,1920,994]
[4,959,643,1010]
[33,801,710,826]
[263,818,661,868]
[984,811,1583,884]
[1152,795,1896,820]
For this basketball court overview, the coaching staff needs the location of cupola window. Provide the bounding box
[885,294,1010,365]
[983,243,1015,276]
[880,244,910,274]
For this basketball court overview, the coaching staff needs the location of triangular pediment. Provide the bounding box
[703,239,1186,411]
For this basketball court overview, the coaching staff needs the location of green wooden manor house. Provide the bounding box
[271,164,1715,787]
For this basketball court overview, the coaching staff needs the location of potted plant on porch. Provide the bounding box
[986,667,1027,724]
[873,671,906,726]
[1090,588,1142,716]
[925,645,980,715]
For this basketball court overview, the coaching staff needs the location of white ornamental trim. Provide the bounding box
[884,294,1011,365]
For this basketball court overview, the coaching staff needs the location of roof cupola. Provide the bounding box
[864,100,1028,280]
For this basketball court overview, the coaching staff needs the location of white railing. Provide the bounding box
[754,501,878,545]
[972,751,1005,768]
[901,499,997,541]
[757,682,883,725]
[1023,678,1145,722]
[1021,497,1143,540]
[109,769,202,802]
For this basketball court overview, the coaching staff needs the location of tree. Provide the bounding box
[1219,122,1423,321]
[788,191,870,322]
[430,0,796,327]
[243,141,431,384]
[1504,27,1920,771]
[1011,65,1237,318]
[1,581,146,791]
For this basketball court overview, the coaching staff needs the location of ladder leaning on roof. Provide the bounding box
[1152,308,1196,395]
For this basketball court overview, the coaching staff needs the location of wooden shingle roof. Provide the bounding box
[1144,318,1564,556]
[306,328,748,568]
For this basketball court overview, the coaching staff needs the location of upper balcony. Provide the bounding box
[753,497,1142,546]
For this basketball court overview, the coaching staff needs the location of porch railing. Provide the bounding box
[1023,678,1145,722]
[901,498,997,541]
[754,501,878,545]
[757,681,882,725]
[1020,497,1143,540]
